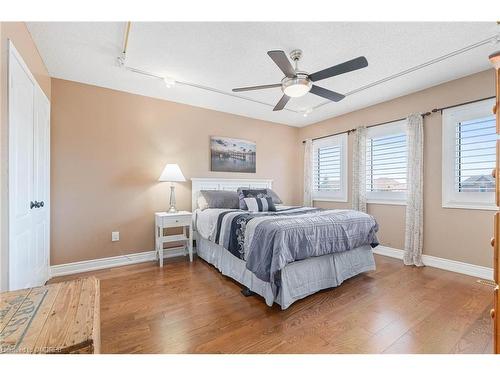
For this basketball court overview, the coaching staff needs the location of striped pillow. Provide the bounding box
[243,197,276,212]
[237,188,269,210]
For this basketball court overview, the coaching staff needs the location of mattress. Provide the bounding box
[194,207,231,240]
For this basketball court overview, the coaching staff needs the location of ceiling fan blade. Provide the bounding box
[310,85,345,102]
[273,94,291,111]
[232,83,282,92]
[267,50,295,78]
[309,56,368,82]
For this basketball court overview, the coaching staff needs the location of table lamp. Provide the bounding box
[158,163,186,213]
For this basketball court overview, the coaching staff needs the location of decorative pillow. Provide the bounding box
[197,195,210,210]
[198,190,239,210]
[265,188,283,205]
[243,197,276,212]
[237,188,269,210]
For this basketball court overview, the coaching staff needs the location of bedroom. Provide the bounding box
[1,0,500,371]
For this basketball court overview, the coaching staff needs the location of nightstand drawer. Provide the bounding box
[160,215,191,228]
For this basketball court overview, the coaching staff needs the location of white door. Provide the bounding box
[32,85,50,286]
[8,42,50,290]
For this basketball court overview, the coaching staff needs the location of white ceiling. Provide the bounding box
[27,22,499,127]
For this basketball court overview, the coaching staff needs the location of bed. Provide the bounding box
[191,178,378,310]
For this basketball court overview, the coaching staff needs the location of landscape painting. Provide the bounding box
[210,136,256,173]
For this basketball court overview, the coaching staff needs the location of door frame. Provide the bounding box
[7,40,50,291]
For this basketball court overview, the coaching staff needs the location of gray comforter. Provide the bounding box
[213,207,379,296]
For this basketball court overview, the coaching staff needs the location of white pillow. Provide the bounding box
[197,195,209,210]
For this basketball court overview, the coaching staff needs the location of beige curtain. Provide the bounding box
[403,113,424,266]
[352,127,367,212]
[303,139,313,206]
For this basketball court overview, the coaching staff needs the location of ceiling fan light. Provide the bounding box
[282,75,312,98]
[284,84,309,98]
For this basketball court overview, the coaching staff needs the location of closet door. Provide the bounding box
[8,42,50,290]
[8,45,35,290]
[32,85,50,286]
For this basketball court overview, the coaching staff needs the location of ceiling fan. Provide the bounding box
[232,49,368,111]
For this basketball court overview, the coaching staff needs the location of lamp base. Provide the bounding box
[168,184,178,213]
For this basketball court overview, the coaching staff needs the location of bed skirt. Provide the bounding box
[196,236,376,309]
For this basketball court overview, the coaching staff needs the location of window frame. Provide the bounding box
[365,120,408,205]
[442,98,496,211]
[311,133,348,203]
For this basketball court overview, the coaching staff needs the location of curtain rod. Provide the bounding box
[430,95,495,114]
[301,111,431,144]
[301,95,495,144]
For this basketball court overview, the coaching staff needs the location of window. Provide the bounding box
[312,133,348,202]
[366,120,408,204]
[442,99,496,210]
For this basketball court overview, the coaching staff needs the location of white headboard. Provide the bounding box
[191,178,273,211]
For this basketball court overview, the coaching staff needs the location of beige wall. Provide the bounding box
[50,78,301,265]
[299,69,495,268]
[0,22,51,290]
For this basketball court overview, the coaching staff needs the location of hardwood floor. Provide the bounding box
[49,254,494,354]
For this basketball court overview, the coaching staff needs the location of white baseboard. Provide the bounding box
[50,244,493,281]
[50,247,192,278]
[373,245,493,281]
[373,246,405,260]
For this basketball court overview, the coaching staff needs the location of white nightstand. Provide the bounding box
[155,211,193,267]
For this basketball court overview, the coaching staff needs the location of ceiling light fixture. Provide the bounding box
[302,108,313,117]
[163,76,176,88]
[282,74,313,98]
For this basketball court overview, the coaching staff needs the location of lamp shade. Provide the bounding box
[158,164,186,182]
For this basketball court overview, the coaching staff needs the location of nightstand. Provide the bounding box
[155,211,193,267]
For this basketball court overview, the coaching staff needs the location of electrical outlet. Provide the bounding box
[112,231,120,242]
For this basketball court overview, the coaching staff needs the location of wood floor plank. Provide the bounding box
[451,304,493,354]
[383,276,492,354]
[49,254,493,353]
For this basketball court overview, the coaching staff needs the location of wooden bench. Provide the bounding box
[0,277,100,354]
